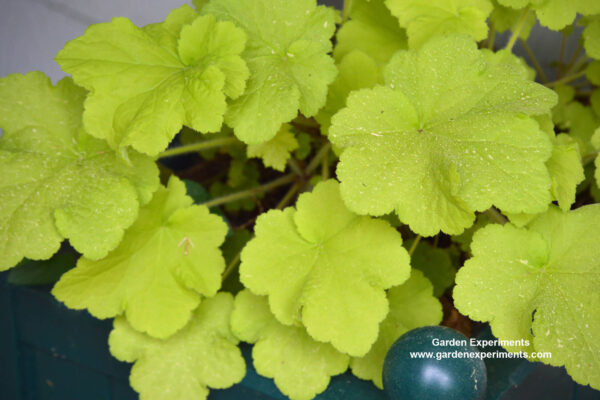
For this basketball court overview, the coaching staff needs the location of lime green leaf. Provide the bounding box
[56,6,248,156]
[535,113,555,137]
[538,113,584,210]
[204,0,337,144]
[334,0,407,65]
[53,176,228,339]
[178,14,248,99]
[454,222,542,353]
[537,1,600,31]
[247,124,298,171]
[490,0,536,40]
[497,0,600,31]
[584,17,600,60]
[454,205,600,389]
[351,270,442,388]
[240,180,410,356]
[385,0,493,48]
[411,242,456,296]
[564,102,600,157]
[547,133,584,210]
[330,35,556,236]
[316,51,381,135]
[552,85,576,127]
[109,292,245,400]
[0,72,158,271]
[231,290,349,400]
[141,5,198,51]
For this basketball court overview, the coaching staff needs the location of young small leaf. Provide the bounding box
[56,6,248,155]
[546,133,584,211]
[330,35,557,236]
[240,180,411,356]
[535,113,585,211]
[52,176,228,339]
[203,0,337,144]
[454,205,600,390]
[247,124,299,171]
[231,290,349,400]
[552,85,576,127]
[109,293,245,400]
[564,102,599,157]
[0,72,158,270]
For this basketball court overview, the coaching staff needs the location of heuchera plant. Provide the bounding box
[1,0,600,398]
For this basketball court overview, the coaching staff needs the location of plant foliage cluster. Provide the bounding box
[1,0,600,398]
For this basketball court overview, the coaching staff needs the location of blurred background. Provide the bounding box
[0,0,578,83]
[0,0,198,81]
[0,0,344,81]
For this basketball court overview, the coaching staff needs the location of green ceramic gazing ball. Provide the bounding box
[382,326,487,400]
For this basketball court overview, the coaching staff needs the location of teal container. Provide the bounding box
[0,273,386,400]
[4,271,585,400]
